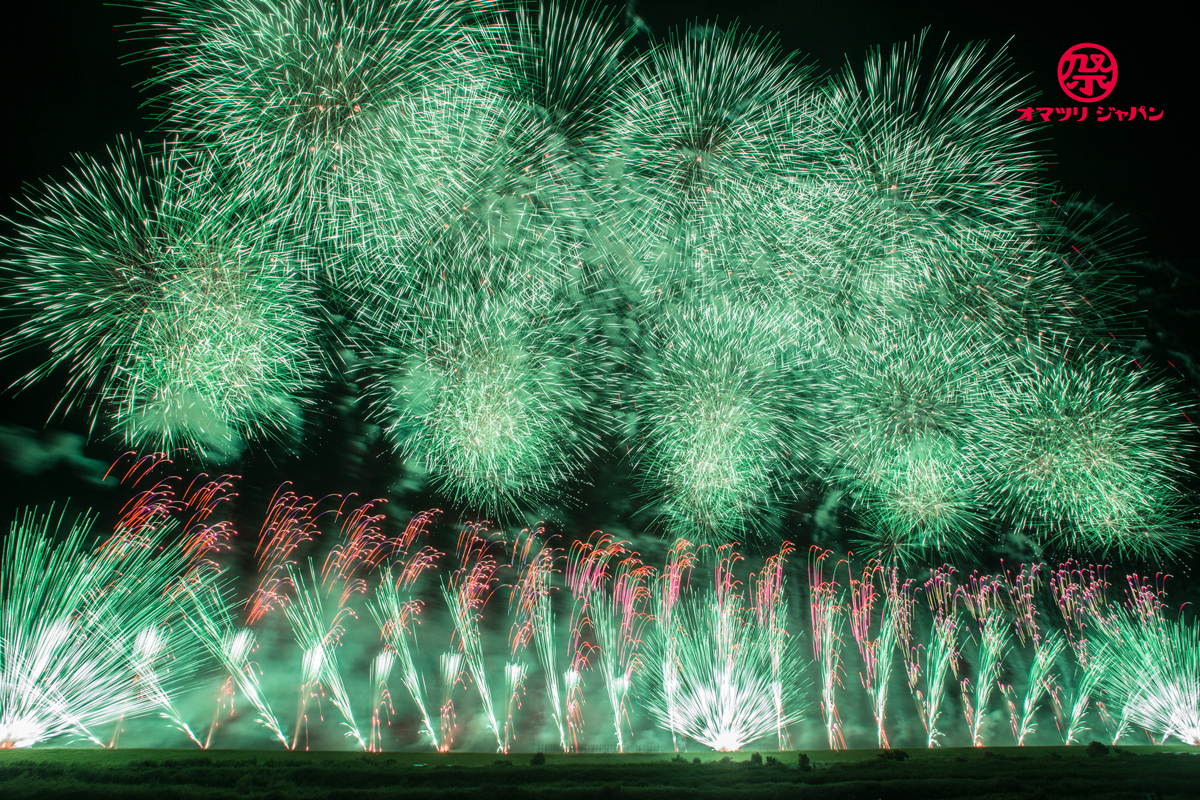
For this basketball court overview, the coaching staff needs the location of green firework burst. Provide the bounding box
[603,21,817,254]
[978,344,1193,558]
[142,0,501,232]
[1,142,321,460]
[363,255,611,517]
[628,296,821,546]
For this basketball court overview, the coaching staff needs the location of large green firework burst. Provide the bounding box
[602,22,817,254]
[0,3,1193,562]
[362,253,610,518]
[978,344,1193,558]
[143,0,502,233]
[501,0,636,147]
[1,142,321,461]
[627,295,821,546]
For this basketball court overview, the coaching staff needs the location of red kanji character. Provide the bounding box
[1076,106,1088,120]
[1127,106,1146,120]
[1148,107,1164,120]
[1017,107,1035,122]
[1097,107,1112,120]
[1037,107,1054,121]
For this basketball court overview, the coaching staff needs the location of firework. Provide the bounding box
[753,542,795,750]
[603,21,816,256]
[958,573,1011,746]
[921,567,960,748]
[367,649,394,752]
[809,548,846,750]
[1,142,321,461]
[646,549,806,752]
[142,0,501,239]
[629,297,818,546]
[654,539,697,752]
[283,561,365,750]
[0,508,211,748]
[847,560,896,748]
[438,652,463,752]
[442,524,502,750]
[979,345,1192,558]
[590,554,652,752]
[358,75,593,279]
[249,488,330,625]
[816,31,1043,259]
[502,661,528,753]
[364,264,610,519]
[1016,631,1066,745]
[367,541,443,750]
[1090,584,1200,745]
[507,526,567,751]
[834,317,991,562]
[888,570,927,733]
[1050,561,1111,744]
[502,0,634,147]
[1002,564,1064,746]
[180,583,289,748]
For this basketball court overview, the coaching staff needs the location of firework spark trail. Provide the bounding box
[1126,573,1169,621]
[920,566,960,748]
[753,542,794,750]
[562,532,625,750]
[1110,573,1173,742]
[283,561,366,750]
[1017,631,1067,745]
[438,652,463,752]
[368,649,394,752]
[248,487,333,624]
[1091,596,1200,746]
[656,539,697,752]
[368,536,443,751]
[127,625,204,747]
[847,559,894,748]
[321,497,390,586]
[1051,561,1111,743]
[104,453,238,566]
[808,548,846,750]
[180,582,288,748]
[1,508,216,749]
[502,661,528,753]
[506,526,566,751]
[1002,562,1064,745]
[647,545,806,751]
[886,565,927,734]
[442,523,502,750]
[959,572,1011,746]
[591,554,653,752]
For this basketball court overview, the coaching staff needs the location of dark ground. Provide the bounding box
[1,745,1197,799]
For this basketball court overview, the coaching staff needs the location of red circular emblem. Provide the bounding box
[1057,43,1118,103]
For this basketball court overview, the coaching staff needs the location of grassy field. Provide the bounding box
[1,745,1197,798]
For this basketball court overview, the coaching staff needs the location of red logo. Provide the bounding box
[1058,44,1118,103]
